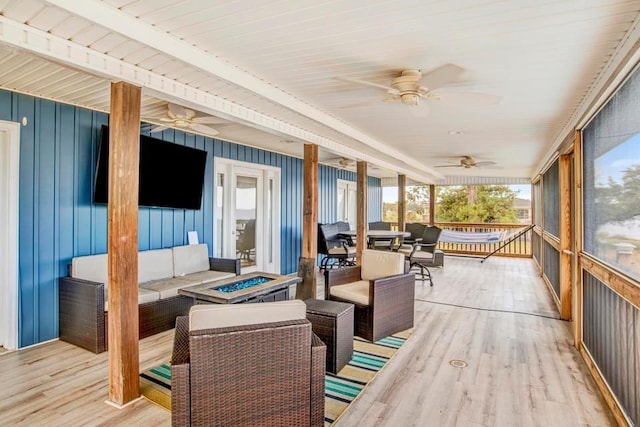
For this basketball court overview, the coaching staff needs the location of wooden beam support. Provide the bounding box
[397,175,406,231]
[573,130,584,348]
[297,144,318,300]
[559,153,572,321]
[356,161,368,265]
[108,81,141,406]
[429,184,436,225]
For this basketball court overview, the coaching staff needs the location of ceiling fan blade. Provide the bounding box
[434,164,463,168]
[419,64,465,91]
[168,102,188,119]
[150,125,169,133]
[189,123,219,136]
[183,108,196,120]
[191,116,227,124]
[431,91,501,105]
[475,161,497,167]
[338,76,396,93]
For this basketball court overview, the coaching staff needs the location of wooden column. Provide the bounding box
[573,130,583,347]
[397,174,406,231]
[356,161,368,265]
[108,81,141,406]
[297,144,318,300]
[429,184,436,225]
[559,153,572,321]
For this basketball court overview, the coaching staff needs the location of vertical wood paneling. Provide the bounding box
[583,271,639,425]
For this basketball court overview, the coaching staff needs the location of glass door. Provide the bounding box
[214,159,280,273]
[337,180,357,229]
[233,171,260,270]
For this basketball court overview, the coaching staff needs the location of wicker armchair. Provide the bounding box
[171,301,326,427]
[325,249,414,342]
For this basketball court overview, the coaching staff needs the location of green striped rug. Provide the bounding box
[140,330,410,425]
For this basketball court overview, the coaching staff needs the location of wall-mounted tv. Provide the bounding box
[94,125,207,210]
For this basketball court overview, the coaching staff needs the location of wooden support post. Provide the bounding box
[356,161,367,265]
[108,82,141,406]
[297,144,318,300]
[573,130,583,347]
[398,175,406,231]
[429,184,436,225]
[559,153,572,321]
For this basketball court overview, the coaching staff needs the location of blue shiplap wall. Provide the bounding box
[0,89,382,347]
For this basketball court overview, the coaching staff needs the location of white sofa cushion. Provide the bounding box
[184,270,235,285]
[104,287,160,311]
[138,249,174,283]
[173,244,210,276]
[360,249,405,281]
[71,254,108,286]
[329,280,370,306]
[140,277,200,299]
[189,300,306,331]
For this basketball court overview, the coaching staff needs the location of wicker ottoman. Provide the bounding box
[305,299,354,374]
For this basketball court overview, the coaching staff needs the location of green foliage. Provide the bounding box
[595,164,640,222]
[436,185,518,223]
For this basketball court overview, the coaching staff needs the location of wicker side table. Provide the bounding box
[305,298,354,374]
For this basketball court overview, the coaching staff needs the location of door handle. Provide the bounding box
[562,249,574,256]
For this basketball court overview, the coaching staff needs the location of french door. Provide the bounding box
[214,158,280,273]
[337,180,357,229]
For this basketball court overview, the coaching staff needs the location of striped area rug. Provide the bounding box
[140,330,410,426]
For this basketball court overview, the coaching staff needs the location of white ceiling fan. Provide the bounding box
[149,103,226,136]
[324,157,355,169]
[434,155,498,169]
[339,64,500,107]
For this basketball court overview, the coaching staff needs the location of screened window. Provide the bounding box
[583,65,640,281]
[543,160,560,237]
[533,181,542,226]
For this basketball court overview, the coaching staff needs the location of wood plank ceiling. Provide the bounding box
[0,0,639,183]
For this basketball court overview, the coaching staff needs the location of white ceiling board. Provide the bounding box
[2,0,639,184]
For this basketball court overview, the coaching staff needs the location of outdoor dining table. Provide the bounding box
[338,230,410,249]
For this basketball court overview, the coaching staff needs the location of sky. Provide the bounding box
[383,184,531,203]
[594,133,640,186]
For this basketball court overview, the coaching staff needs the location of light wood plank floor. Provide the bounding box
[0,257,614,426]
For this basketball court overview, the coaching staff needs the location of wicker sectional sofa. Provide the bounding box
[59,243,240,353]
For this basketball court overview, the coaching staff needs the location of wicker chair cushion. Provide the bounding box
[328,280,370,306]
[173,243,210,276]
[360,249,405,281]
[189,300,307,331]
[328,246,356,255]
[104,287,159,311]
[71,254,108,286]
[139,277,201,299]
[138,248,174,283]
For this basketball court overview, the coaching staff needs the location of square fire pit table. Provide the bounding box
[178,272,301,304]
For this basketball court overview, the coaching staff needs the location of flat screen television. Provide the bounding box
[94,125,207,210]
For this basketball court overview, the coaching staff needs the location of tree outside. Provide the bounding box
[383,184,522,224]
[436,185,518,223]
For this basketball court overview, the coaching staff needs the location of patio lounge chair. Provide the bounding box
[171,300,326,427]
[324,249,414,342]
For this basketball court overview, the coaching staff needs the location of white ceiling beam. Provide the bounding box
[0,16,436,183]
[44,0,443,181]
